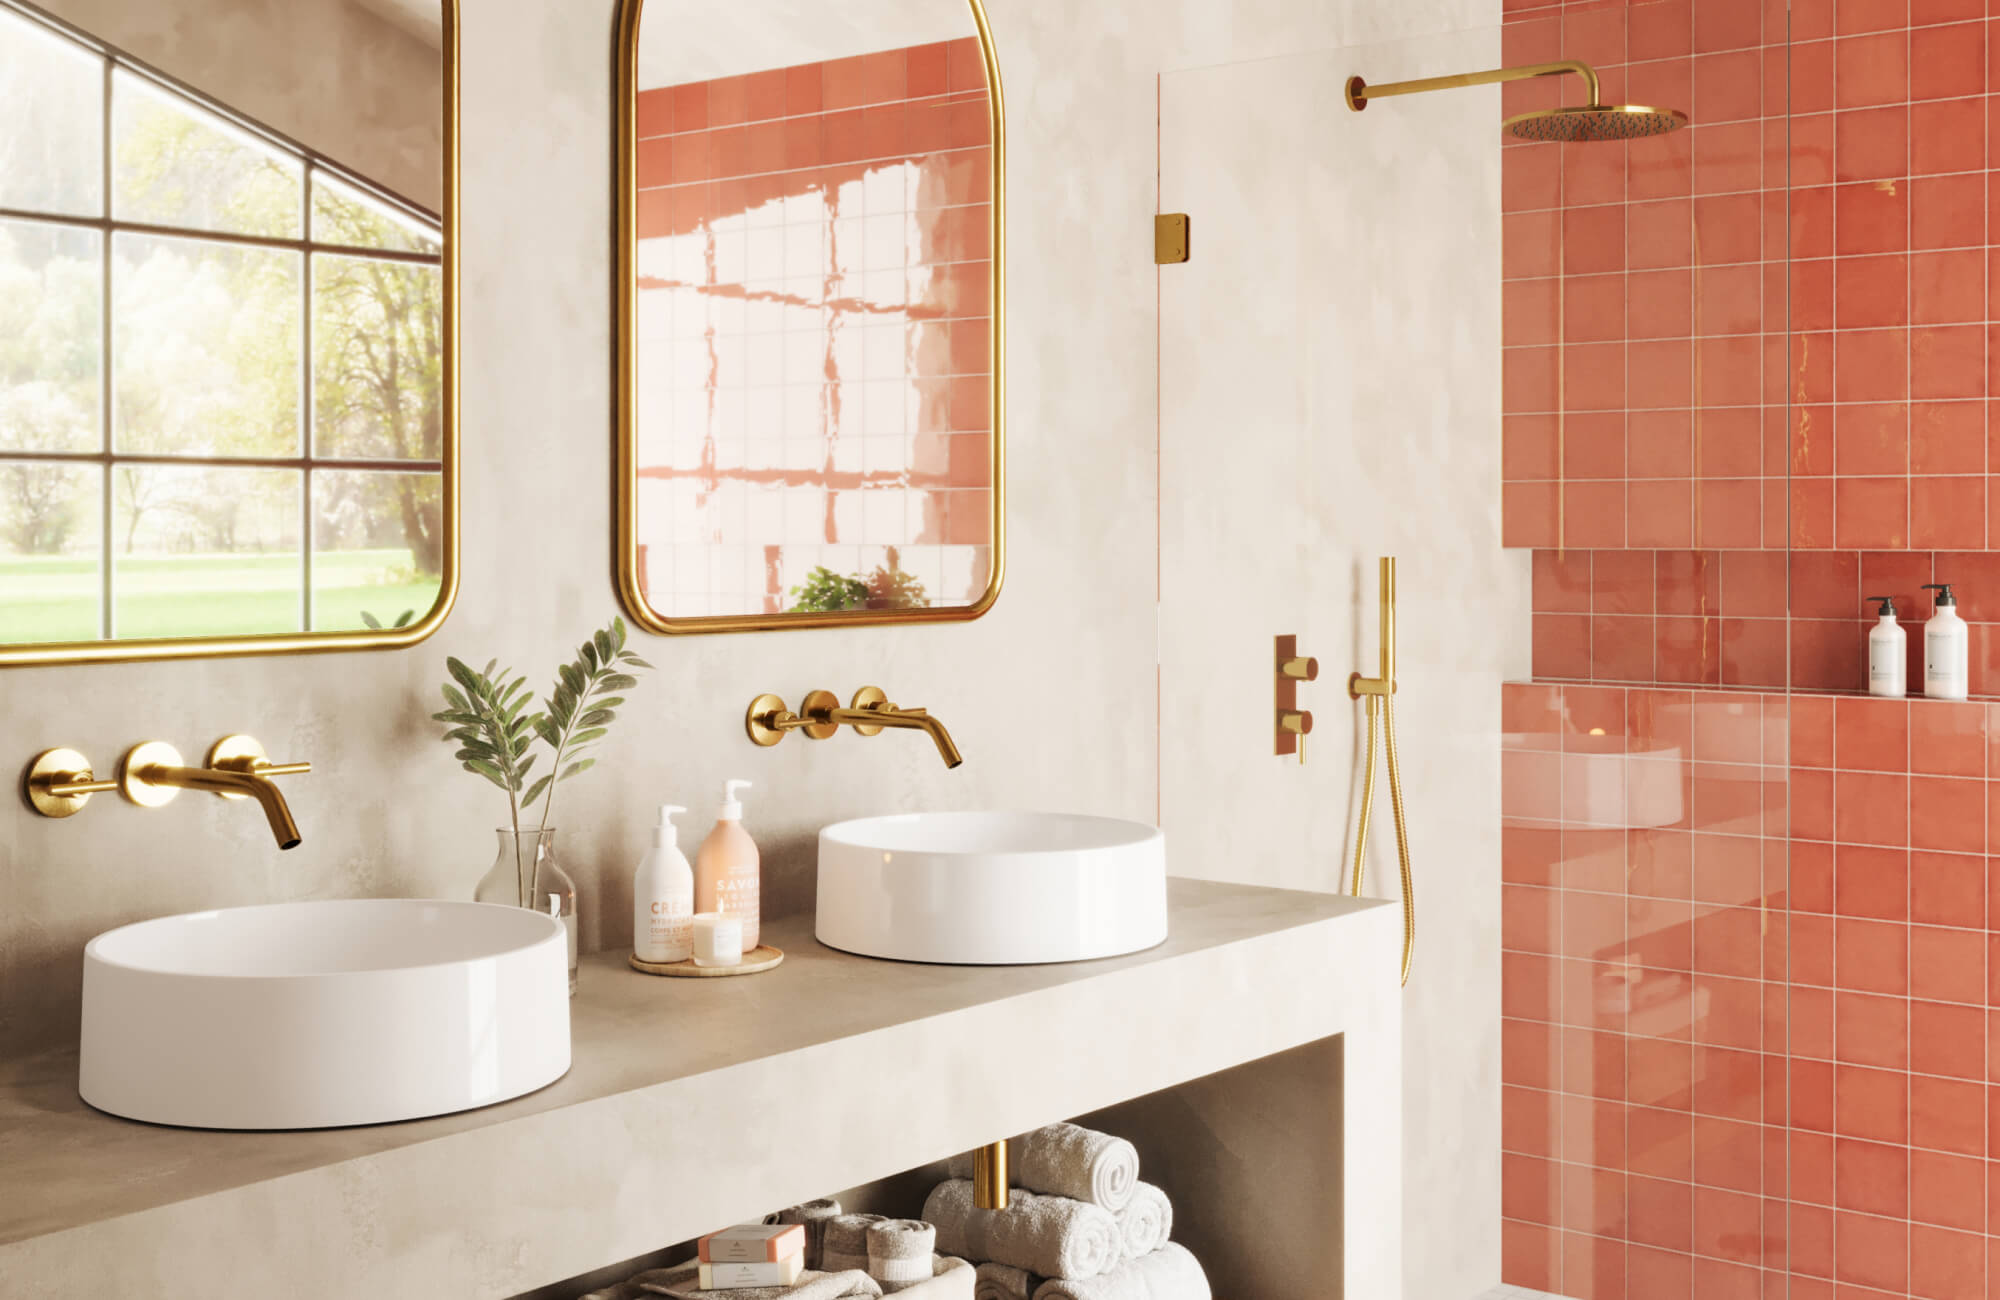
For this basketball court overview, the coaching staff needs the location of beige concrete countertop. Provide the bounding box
[0,877,1400,1298]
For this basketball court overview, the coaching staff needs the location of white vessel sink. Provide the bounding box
[79,899,571,1130]
[817,812,1168,964]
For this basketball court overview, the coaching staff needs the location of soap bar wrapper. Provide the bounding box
[698,1222,806,1264]
[697,1255,805,1288]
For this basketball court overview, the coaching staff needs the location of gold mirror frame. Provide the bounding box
[613,0,1006,634]
[0,1,460,669]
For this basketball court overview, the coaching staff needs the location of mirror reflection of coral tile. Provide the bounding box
[621,1,1002,628]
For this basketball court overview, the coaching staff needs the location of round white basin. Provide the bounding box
[80,899,571,1129]
[817,812,1168,964]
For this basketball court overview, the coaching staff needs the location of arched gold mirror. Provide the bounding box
[0,0,457,667]
[615,0,1003,633]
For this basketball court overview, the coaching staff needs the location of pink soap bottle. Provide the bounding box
[695,779,760,953]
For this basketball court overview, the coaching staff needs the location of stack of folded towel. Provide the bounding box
[927,1123,1209,1300]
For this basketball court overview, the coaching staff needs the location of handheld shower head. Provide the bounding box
[1346,60,1688,143]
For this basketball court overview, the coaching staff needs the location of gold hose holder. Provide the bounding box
[972,1139,1009,1211]
[1348,557,1416,987]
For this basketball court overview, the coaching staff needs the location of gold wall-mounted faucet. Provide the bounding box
[745,687,963,769]
[25,735,309,849]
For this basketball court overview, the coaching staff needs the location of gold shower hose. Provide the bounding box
[1350,557,1416,986]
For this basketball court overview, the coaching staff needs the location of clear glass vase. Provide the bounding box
[476,827,579,996]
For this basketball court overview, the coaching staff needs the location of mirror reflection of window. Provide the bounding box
[0,0,443,645]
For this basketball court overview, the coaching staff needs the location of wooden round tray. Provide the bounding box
[628,945,784,978]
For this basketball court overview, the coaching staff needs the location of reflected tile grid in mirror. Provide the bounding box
[623,0,1001,627]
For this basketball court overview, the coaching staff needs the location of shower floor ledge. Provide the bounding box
[0,877,1401,1299]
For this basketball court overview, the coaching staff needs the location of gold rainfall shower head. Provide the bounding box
[1346,59,1687,142]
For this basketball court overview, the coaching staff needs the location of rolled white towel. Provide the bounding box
[1115,1183,1171,1259]
[868,1219,938,1293]
[767,1197,845,1271]
[923,1179,1122,1282]
[889,1256,976,1299]
[974,1261,1042,1300]
[631,1261,883,1299]
[948,1125,1140,1212]
[824,1213,890,1274]
[1030,1243,1209,1300]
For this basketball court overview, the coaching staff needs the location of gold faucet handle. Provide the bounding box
[25,748,117,817]
[846,686,891,736]
[205,735,310,800]
[1281,656,1320,681]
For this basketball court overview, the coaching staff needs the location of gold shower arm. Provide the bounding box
[1346,60,1601,112]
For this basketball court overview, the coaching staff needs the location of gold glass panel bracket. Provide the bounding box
[1345,59,1687,143]
[613,0,1006,634]
[24,734,309,848]
[0,0,460,668]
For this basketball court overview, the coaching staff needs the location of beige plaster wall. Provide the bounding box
[34,0,442,210]
[0,0,1503,1295]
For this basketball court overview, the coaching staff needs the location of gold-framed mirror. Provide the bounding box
[0,0,456,667]
[615,0,1003,633]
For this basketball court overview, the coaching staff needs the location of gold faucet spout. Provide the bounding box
[143,765,303,850]
[827,705,964,769]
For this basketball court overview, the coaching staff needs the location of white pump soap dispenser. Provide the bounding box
[633,804,695,963]
[1866,596,1906,698]
[1923,583,1969,701]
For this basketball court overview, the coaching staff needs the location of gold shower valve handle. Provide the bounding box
[1280,709,1313,765]
[1281,656,1320,681]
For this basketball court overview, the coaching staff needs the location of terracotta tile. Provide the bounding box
[1567,480,1628,547]
[1833,915,1907,995]
[1910,476,1985,550]
[1912,324,1984,399]
[1627,269,1692,340]
[1567,342,1629,413]
[1834,181,1908,256]
[1834,1136,1909,1217]
[1691,1183,1762,1266]
[1909,1073,1983,1155]
[1832,990,1909,1069]
[1535,612,1594,678]
[1694,0,1762,51]
[1911,95,1984,177]
[1534,550,1593,613]
[1909,924,1983,1003]
[1909,1223,1983,1299]
[1833,1061,1907,1144]
[1692,119,1762,195]
[1564,413,1628,481]
[1720,618,1785,687]
[1909,398,1983,474]
[1833,695,1909,770]
[1834,253,1908,329]
[1833,403,1909,476]
[1834,329,1910,404]
[1792,258,1835,331]
[1835,106,1909,183]
[1504,1151,1561,1225]
[669,81,708,132]
[1834,0,1908,34]
[1502,1219,1560,1292]
[1834,477,1909,550]
[1834,842,1909,916]
[1910,173,1981,250]
[1629,481,1695,548]
[1909,850,1983,927]
[1832,31,1908,107]
[1909,998,1983,1078]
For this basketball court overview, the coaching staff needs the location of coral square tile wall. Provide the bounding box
[1500,0,2000,1298]
[631,38,994,617]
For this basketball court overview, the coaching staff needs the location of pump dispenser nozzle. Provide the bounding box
[1868,595,1897,617]
[718,779,752,820]
[1924,583,1957,608]
[655,803,687,846]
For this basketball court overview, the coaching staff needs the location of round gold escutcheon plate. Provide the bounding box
[119,741,185,808]
[205,734,271,800]
[25,748,97,818]
[799,689,840,740]
[846,686,888,736]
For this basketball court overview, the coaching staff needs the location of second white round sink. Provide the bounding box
[80,899,571,1130]
[816,811,1167,964]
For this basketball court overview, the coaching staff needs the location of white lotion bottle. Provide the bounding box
[633,804,695,963]
[695,779,760,953]
[1923,583,1969,701]
[1866,596,1906,698]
